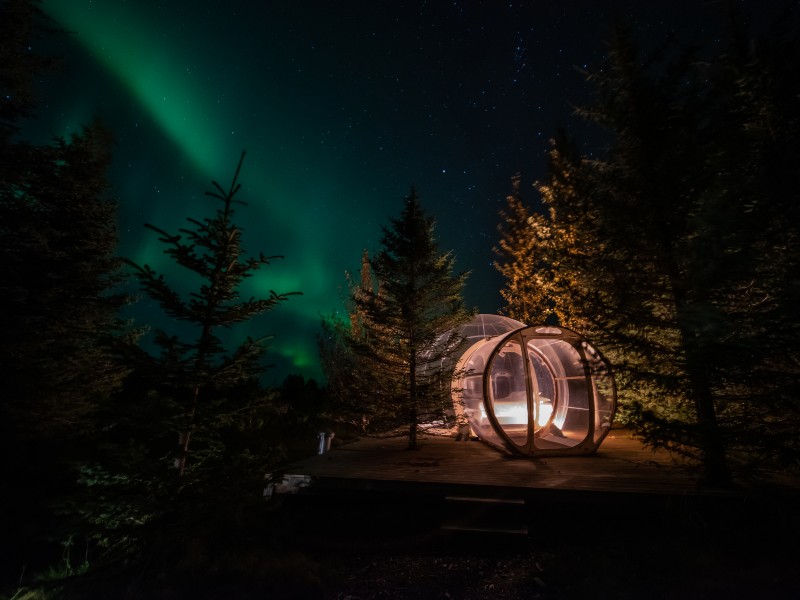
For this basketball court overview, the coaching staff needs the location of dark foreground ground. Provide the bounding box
[268,490,798,600]
[47,481,797,600]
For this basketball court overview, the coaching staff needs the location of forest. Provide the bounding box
[2,0,799,598]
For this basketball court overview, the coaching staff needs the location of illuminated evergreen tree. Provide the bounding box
[534,29,734,484]
[523,17,800,482]
[352,188,472,448]
[493,174,548,324]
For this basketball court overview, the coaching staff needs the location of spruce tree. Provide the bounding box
[0,1,129,584]
[516,16,800,482]
[0,1,127,442]
[351,188,472,449]
[534,28,735,484]
[1,121,128,440]
[125,152,299,477]
[704,11,800,468]
[493,173,559,325]
[318,250,383,431]
[0,0,56,145]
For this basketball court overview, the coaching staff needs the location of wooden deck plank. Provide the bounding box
[267,429,743,500]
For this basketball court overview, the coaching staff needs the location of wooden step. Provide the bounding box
[441,496,528,535]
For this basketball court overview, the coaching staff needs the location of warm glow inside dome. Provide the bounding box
[449,315,616,456]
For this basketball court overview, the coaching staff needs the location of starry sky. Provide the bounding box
[33,0,770,384]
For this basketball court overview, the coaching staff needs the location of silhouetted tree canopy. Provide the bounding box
[0,0,127,443]
[124,152,300,477]
[0,0,130,587]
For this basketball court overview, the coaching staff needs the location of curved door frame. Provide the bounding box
[480,327,602,456]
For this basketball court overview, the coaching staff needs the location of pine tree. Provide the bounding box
[524,16,800,482]
[318,312,358,425]
[702,10,800,467]
[318,250,383,431]
[125,152,299,477]
[534,28,734,483]
[0,2,129,584]
[493,173,566,325]
[352,188,472,449]
[0,0,127,442]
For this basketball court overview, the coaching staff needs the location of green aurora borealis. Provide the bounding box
[37,0,749,382]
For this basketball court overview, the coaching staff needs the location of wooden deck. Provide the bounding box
[266,428,746,503]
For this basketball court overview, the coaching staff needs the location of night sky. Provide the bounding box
[34,0,768,383]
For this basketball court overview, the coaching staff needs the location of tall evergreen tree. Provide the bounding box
[318,250,383,431]
[536,29,736,484]
[351,188,472,449]
[513,16,800,482]
[0,1,126,442]
[0,1,129,585]
[125,152,299,477]
[493,174,557,325]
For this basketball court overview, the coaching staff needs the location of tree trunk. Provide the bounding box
[659,225,732,487]
[685,353,731,486]
[671,293,731,486]
[174,385,199,478]
[408,410,418,450]
[408,343,418,450]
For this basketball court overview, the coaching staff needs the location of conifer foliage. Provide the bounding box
[497,18,800,482]
[493,174,556,325]
[126,152,299,477]
[0,1,127,441]
[349,188,472,448]
[318,250,377,428]
[1,1,130,585]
